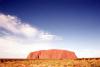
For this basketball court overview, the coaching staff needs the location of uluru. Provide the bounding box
[27,49,77,59]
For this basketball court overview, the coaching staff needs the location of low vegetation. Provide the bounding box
[0,58,100,67]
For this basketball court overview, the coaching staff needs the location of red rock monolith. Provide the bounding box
[27,49,77,59]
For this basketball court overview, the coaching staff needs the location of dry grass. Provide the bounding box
[0,58,100,67]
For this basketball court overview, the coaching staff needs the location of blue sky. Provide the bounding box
[0,0,100,58]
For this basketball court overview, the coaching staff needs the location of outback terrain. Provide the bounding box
[0,58,100,67]
[0,49,100,67]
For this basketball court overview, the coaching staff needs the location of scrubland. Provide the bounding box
[0,58,100,67]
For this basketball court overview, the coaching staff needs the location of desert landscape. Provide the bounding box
[0,49,100,67]
[0,58,100,67]
[0,0,100,67]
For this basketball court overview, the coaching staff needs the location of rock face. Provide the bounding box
[27,49,77,59]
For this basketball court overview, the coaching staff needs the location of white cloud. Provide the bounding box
[0,13,99,58]
[75,49,100,58]
[0,13,62,58]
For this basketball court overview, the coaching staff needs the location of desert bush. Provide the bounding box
[0,58,100,67]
